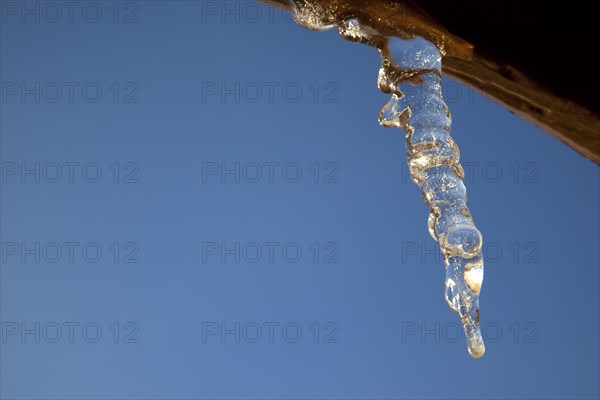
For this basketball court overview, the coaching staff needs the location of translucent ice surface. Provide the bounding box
[292,3,487,358]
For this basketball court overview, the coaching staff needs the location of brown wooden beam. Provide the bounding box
[261,0,600,164]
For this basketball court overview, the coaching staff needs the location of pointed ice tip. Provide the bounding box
[468,347,485,359]
[467,338,485,359]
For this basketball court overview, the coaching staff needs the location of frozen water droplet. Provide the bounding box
[440,224,483,258]
[386,37,442,71]
[339,19,382,47]
[379,94,409,128]
[465,258,484,294]
[292,1,337,31]
[445,278,460,313]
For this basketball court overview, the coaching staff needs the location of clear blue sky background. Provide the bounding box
[1,1,599,399]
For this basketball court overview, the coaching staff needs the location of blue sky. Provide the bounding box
[1,1,599,399]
